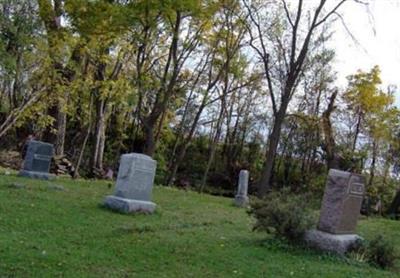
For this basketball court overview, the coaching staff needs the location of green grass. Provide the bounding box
[0,173,399,277]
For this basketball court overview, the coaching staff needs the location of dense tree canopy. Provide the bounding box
[0,0,399,211]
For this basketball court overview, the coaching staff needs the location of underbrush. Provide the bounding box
[248,190,316,243]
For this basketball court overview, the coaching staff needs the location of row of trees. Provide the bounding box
[1,0,399,203]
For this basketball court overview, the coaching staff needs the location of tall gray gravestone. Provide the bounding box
[19,140,54,180]
[234,170,249,207]
[305,169,365,255]
[103,153,157,213]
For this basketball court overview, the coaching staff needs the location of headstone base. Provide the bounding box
[19,170,55,180]
[234,195,249,207]
[304,229,363,255]
[103,195,156,214]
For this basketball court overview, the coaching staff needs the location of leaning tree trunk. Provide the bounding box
[91,97,108,174]
[74,123,91,179]
[368,139,378,187]
[74,95,93,178]
[200,100,225,192]
[258,103,288,196]
[352,110,362,152]
[165,98,208,186]
[321,91,339,170]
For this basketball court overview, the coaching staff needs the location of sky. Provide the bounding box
[332,0,400,105]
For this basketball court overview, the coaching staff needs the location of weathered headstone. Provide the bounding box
[304,169,365,255]
[318,169,365,234]
[19,140,54,180]
[234,170,249,207]
[103,153,157,214]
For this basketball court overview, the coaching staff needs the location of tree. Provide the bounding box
[344,66,386,151]
[38,0,68,155]
[244,0,350,195]
[131,0,216,157]
[0,0,45,140]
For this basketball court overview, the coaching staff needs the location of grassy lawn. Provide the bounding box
[0,172,399,277]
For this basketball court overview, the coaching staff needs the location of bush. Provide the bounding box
[348,235,397,269]
[248,190,315,243]
[367,235,397,269]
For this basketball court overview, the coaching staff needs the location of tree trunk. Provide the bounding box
[74,94,93,178]
[258,103,287,195]
[165,103,206,186]
[200,100,226,192]
[38,0,65,147]
[92,98,107,173]
[55,100,66,156]
[368,139,377,187]
[143,123,156,157]
[164,89,210,186]
[245,0,348,196]
[352,111,362,152]
[321,91,339,170]
[140,10,182,158]
[74,121,92,179]
[165,94,195,185]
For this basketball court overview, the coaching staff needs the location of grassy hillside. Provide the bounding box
[0,172,398,277]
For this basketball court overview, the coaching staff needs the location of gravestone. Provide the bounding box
[318,169,365,234]
[19,140,54,180]
[234,170,249,207]
[103,153,157,214]
[304,169,365,255]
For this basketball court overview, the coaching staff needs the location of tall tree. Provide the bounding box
[131,0,216,157]
[38,0,67,155]
[244,0,350,195]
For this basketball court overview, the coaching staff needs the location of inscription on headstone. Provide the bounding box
[19,140,54,180]
[234,170,249,207]
[318,169,365,234]
[103,153,157,214]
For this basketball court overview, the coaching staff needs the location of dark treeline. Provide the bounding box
[1,0,400,211]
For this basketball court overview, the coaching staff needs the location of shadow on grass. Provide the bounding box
[111,220,218,237]
[235,235,353,263]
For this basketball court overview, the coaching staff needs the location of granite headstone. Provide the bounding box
[19,140,54,180]
[103,153,157,213]
[318,169,365,234]
[234,170,249,207]
[304,169,365,255]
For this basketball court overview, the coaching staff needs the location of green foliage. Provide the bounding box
[365,177,398,214]
[153,129,175,185]
[307,174,327,196]
[349,235,398,270]
[367,235,398,269]
[176,135,210,184]
[248,190,315,243]
[345,66,399,147]
[1,0,399,211]
[337,147,367,172]
[345,66,383,113]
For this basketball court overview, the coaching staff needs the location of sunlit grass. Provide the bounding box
[0,173,398,277]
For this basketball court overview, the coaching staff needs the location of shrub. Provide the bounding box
[348,235,397,269]
[248,190,315,243]
[367,235,397,269]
